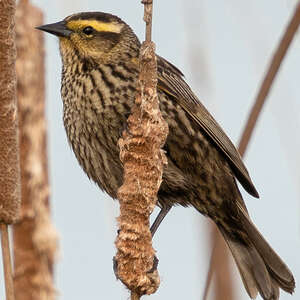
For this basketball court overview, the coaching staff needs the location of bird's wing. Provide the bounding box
[157,55,259,198]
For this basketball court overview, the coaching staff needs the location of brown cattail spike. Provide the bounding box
[12,1,58,300]
[0,0,21,225]
[115,0,167,297]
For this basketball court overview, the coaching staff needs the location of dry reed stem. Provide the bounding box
[131,291,141,300]
[202,227,234,300]
[239,2,300,156]
[12,1,58,300]
[203,3,300,299]
[1,224,15,300]
[115,0,167,297]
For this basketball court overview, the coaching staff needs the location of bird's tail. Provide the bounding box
[217,204,295,300]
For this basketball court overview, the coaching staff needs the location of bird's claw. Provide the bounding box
[113,255,158,279]
[113,256,119,279]
[148,255,159,273]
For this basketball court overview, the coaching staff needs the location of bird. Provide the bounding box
[37,12,295,300]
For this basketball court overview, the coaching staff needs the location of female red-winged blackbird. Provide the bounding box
[37,12,295,300]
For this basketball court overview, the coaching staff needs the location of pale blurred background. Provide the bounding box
[3,1,300,299]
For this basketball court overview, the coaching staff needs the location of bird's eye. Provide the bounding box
[83,26,94,35]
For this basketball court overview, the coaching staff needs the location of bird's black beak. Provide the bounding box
[36,21,72,38]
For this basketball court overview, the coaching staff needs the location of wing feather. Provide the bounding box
[157,55,259,198]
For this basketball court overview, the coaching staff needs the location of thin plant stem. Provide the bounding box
[131,291,141,300]
[143,0,153,42]
[239,2,300,156]
[1,224,15,300]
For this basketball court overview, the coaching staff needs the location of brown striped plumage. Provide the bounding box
[37,12,295,300]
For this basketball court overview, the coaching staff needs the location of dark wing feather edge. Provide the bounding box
[157,56,259,198]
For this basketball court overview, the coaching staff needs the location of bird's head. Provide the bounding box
[37,12,140,64]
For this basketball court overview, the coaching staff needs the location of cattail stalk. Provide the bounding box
[0,1,21,300]
[12,1,58,300]
[115,0,168,298]
[0,0,21,223]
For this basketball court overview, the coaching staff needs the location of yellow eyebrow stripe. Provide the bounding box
[67,20,123,33]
